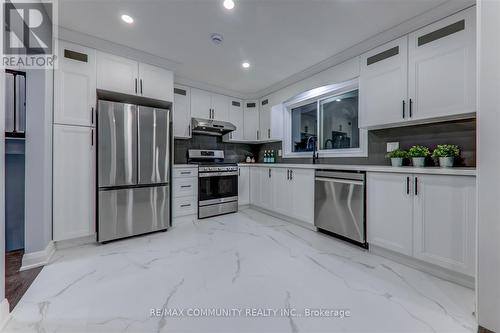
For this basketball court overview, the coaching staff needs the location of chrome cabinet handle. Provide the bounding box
[180,185,191,188]
[402,100,405,119]
[268,168,271,178]
[414,177,418,195]
[287,169,290,180]
[91,107,94,124]
[180,171,191,175]
[140,79,143,94]
[268,128,270,139]
[180,204,191,208]
[188,124,191,137]
[91,129,94,146]
[135,78,138,94]
[409,99,413,118]
[406,176,410,195]
[290,170,293,180]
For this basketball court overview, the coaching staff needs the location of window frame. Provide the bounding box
[283,78,368,158]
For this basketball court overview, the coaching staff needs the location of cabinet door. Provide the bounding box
[138,63,173,102]
[413,175,476,276]
[238,166,250,205]
[228,99,244,141]
[367,172,413,255]
[191,88,212,119]
[53,125,94,241]
[269,104,284,141]
[290,168,315,224]
[259,98,271,140]
[173,85,191,138]
[54,41,96,126]
[211,93,229,122]
[96,52,138,95]
[244,101,259,141]
[249,167,260,206]
[272,168,291,216]
[259,167,273,210]
[359,36,408,128]
[408,8,476,120]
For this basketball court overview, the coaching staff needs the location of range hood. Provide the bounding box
[191,118,236,136]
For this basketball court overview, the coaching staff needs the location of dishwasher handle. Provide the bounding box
[315,177,364,186]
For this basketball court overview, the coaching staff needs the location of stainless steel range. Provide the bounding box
[188,150,238,219]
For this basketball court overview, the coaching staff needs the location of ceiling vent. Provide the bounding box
[210,33,224,45]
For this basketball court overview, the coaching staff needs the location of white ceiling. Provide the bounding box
[59,0,450,95]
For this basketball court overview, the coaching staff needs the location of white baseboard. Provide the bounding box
[54,234,96,250]
[0,298,10,330]
[249,205,318,232]
[20,241,55,271]
[370,245,475,289]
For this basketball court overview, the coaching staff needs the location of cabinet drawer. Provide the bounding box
[173,178,197,198]
[173,196,197,217]
[173,168,198,178]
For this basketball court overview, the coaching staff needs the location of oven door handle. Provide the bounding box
[199,172,239,177]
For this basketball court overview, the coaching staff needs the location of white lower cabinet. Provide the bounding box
[250,166,314,225]
[367,173,413,255]
[367,172,476,276]
[173,167,198,217]
[238,166,250,206]
[412,174,476,276]
[53,125,95,241]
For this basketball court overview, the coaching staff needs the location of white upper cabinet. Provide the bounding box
[96,52,173,101]
[138,63,173,101]
[54,41,96,127]
[96,52,138,95]
[408,7,476,120]
[173,85,191,139]
[191,88,212,119]
[259,98,271,140]
[190,88,229,121]
[211,93,229,121]
[412,174,476,276]
[244,101,259,141]
[360,36,408,128]
[227,99,244,141]
[367,172,414,255]
[259,99,284,141]
[53,124,95,241]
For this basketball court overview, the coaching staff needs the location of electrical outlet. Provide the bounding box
[387,142,399,152]
[278,149,282,157]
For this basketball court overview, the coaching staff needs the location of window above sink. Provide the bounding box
[283,79,368,158]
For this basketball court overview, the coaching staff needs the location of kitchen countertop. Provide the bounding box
[237,163,476,176]
[173,164,198,168]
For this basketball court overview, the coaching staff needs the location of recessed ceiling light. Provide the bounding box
[336,99,341,102]
[223,0,235,10]
[242,62,250,69]
[121,14,134,24]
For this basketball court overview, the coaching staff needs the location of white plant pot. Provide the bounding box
[412,157,426,167]
[390,158,403,167]
[439,156,454,168]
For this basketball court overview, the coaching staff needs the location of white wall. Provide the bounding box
[263,57,360,106]
[477,0,500,331]
[24,69,53,254]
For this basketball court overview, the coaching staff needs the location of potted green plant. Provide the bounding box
[386,149,408,167]
[432,144,459,168]
[408,145,430,167]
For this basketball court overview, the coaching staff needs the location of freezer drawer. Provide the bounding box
[314,172,365,244]
[98,185,169,242]
[98,100,137,187]
[138,106,170,184]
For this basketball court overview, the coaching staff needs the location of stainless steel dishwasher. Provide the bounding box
[314,170,367,248]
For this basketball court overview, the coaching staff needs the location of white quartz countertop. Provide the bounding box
[173,164,198,168]
[237,163,476,176]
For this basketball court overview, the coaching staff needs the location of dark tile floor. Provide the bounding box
[5,250,43,311]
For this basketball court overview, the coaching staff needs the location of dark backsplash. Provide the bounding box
[175,119,476,167]
[174,135,259,164]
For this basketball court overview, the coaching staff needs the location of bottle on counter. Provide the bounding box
[264,150,269,163]
[271,150,275,163]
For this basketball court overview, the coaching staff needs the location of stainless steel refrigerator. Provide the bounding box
[97,99,171,242]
